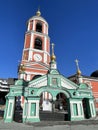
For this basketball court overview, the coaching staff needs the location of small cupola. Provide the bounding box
[36,9,41,16]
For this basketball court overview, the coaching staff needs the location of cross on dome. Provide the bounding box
[75,59,82,75]
[51,43,56,61]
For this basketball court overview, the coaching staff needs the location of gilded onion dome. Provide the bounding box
[77,69,81,76]
[36,9,41,16]
[19,64,25,73]
[51,53,56,61]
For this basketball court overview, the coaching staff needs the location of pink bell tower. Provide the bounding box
[18,10,50,81]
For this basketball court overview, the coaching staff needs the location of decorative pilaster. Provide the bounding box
[4,96,15,122]
[69,98,84,121]
[23,97,40,123]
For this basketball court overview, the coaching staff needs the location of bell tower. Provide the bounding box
[18,10,50,81]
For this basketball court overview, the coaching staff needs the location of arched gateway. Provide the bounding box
[4,48,96,123]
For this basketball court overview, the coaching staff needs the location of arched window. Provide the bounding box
[36,22,42,33]
[34,38,42,50]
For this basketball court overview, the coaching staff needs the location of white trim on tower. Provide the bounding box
[43,23,46,34]
[28,33,34,61]
[27,22,30,31]
[33,20,36,31]
[44,36,47,51]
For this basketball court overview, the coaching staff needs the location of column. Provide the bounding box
[89,99,96,118]
[4,96,15,123]
[69,99,84,121]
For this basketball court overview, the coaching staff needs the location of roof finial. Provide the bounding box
[75,59,81,76]
[36,7,41,16]
[51,43,56,61]
[19,64,25,73]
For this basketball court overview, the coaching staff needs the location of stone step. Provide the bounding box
[39,111,68,121]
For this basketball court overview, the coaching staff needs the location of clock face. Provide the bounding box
[34,54,42,61]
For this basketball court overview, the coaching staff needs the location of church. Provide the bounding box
[3,10,96,123]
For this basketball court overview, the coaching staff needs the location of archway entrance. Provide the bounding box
[39,91,53,111]
[82,98,91,119]
[55,93,68,112]
[39,91,69,121]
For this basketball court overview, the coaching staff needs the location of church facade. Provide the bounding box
[4,10,96,123]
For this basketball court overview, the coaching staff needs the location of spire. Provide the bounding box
[51,43,56,61]
[75,59,82,76]
[36,8,41,16]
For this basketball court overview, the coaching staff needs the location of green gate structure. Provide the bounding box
[4,45,96,123]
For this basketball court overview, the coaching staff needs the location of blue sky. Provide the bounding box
[0,0,98,78]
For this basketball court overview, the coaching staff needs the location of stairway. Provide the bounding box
[39,111,68,121]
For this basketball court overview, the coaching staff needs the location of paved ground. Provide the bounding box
[0,117,98,130]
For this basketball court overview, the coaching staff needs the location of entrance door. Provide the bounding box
[55,93,68,111]
[82,98,91,119]
[55,93,69,120]
[13,96,23,122]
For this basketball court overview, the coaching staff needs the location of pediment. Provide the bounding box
[29,75,47,88]
[60,76,78,90]
[28,74,78,90]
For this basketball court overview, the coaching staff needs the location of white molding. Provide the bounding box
[23,48,50,56]
[7,99,15,119]
[61,78,76,89]
[28,16,48,27]
[33,20,35,30]
[44,53,47,64]
[27,100,39,118]
[28,33,34,61]
[24,67,48,72]
[29,77,47,88]
[26,71,44,75]
[27,22,30,31]
[44,36,47,51]
[23,99,27,118]
[89,101,96,117]
[70,101,84,118]
[30,33,34,48]
[43,23,45,34]
[83,77,98,82]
